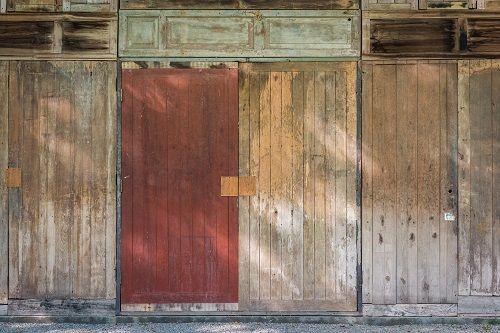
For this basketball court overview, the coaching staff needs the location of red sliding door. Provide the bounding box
[121,67,238,304]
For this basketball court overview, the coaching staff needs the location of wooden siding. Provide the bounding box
[119,10,360,58]
[362,60,458,305]
[120,0,358,9]
[458,60,499,297]
[362,12,500,58]
[0,14,117,60]
[3,0,117,12]
[7,61,116,300]
[238,62,358,311]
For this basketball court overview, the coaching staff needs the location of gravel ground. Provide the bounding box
[0,323,498,333]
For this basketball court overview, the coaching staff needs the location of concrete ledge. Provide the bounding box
[0,315,498,326]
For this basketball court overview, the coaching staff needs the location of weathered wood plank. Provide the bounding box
[395,63,418,304]
[119,10,360,58]
[5,0,117,12]
[363,304,458,317]
[458,296,500,316]
[371,63,397,305]
[120,0,358,9]
[361,63,373,304]
[7,299,115,316]
[492,60,500,296]
[239,63,251,309]
[0,61,8,304]
[0,15,117,59]
[458,60,471,296]
[363,13,500,59]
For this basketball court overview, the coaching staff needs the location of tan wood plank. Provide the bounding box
[259,71,271,301]
[458,60,471,296]
[469,60,493,296]
[371,64,397,305]
[361,63,373,304]
[238,63,251,308]
[0,61,8,303]
[303,70,316,301]
[270,71,282,301]
[345,62,357,306]
[291,71,305,301]
[325,70,337,301]
[492,60,500,296]
[441,63,458,303]
[281,71,294,301]
[314,70,327,300]
[395,63,418,304]
[248,69,260,301]
[334,69,348,302]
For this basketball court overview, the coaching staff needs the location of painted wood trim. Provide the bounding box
[458,296,500,316]
[363,304,458,317]
[119,10,360,58]
[3,0,117,12]
[120,0,359,10]
[0,14,117,60]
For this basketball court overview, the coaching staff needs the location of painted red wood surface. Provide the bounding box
[121,68,238,304]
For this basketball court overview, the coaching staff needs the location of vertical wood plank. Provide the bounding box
[0,61,8,303]
[270,71,282,301]
[259,71,271,301]
[372,64,397,305]
[239,64,251,307]
[345,62,358,304]
[458,60,471,296]
[361,63,373,304]
[281,71,294,301]
[249,69,261,301]
[303,70,315,301]
[8,61,22,298]
[469,60,493,296]
[325,70,337,301]
[492,60,500,296]
[291,71,304,301]
[314,70,326,300]
[396,63,418,304]
[334,69,348,302]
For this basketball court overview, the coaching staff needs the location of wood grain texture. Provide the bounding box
[458,296,500,316]
[7,299,115,315]
[7,61,116,300]
[4,0,117,12]
[362,60,458,305]
[363,304,458,317]
[121,67,239,304]
[119,10,360,58]
[239,62,358,312]
[458,60,500,297]
[0,61,7,304]
[0,14,116,59]
[362,0,499,10]
[120,0,358,9]
[363,12,500,59]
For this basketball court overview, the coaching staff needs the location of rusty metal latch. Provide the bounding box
[221,176,256,197]
[5,168,21,188]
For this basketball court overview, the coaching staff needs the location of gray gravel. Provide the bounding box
[0,323,498,333]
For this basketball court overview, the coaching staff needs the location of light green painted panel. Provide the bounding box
[119,10,360,58]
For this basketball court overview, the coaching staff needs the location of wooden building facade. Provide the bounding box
[0,0,498,318]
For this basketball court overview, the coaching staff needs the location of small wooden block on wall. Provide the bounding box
[5,168,21,188]
[221,176,256,197]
